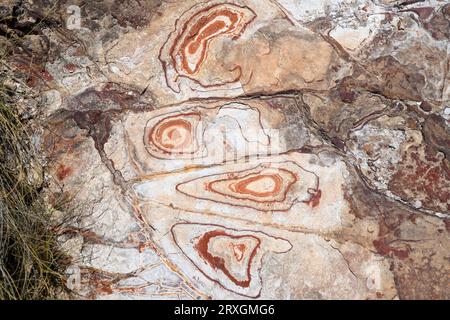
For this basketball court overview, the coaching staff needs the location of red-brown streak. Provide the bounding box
[56,165,73,181]
[232,174,283,197]
[194,230,260,288]
[179,9,240,74]
[170,222,293,298]
[206,169,296,203]
[146,112,201,155]
[305,188,322,208]
[153,119,192,149]
[175,162,321,211]
[159,3,256,92]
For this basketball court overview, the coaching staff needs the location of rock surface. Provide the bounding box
[7,0,449,299]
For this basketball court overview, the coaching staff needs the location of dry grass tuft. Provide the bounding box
[0,1,71,300]
[0,76,71,300]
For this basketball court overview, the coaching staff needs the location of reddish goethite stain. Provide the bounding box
[230,173,283,198]
[41,69,53,81]
[26,69,53,87]
[229,243,247,262]
[95,282,114,296]
[187,20,225,54]
[176,162,321,212]
[160,3,256,91]
[306,188,322,208]
[373,239,410,260]
[151,118,192,150]
[179,9,240,74]
[206,169,297,203]
[194,230,260,288]
[146,112,201,156]
[56,165,73,181]
[64,63,77,73]
[388,149,450,213]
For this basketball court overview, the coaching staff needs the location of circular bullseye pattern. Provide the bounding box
[174,162,321,211]
[205,168,297,205]
[159,3,256,91]
[151,118,193,152]
[134,103,323,297]
[145,112,202,159]
[229,173,283,198]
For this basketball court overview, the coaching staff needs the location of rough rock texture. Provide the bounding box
[8,0,449,299]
